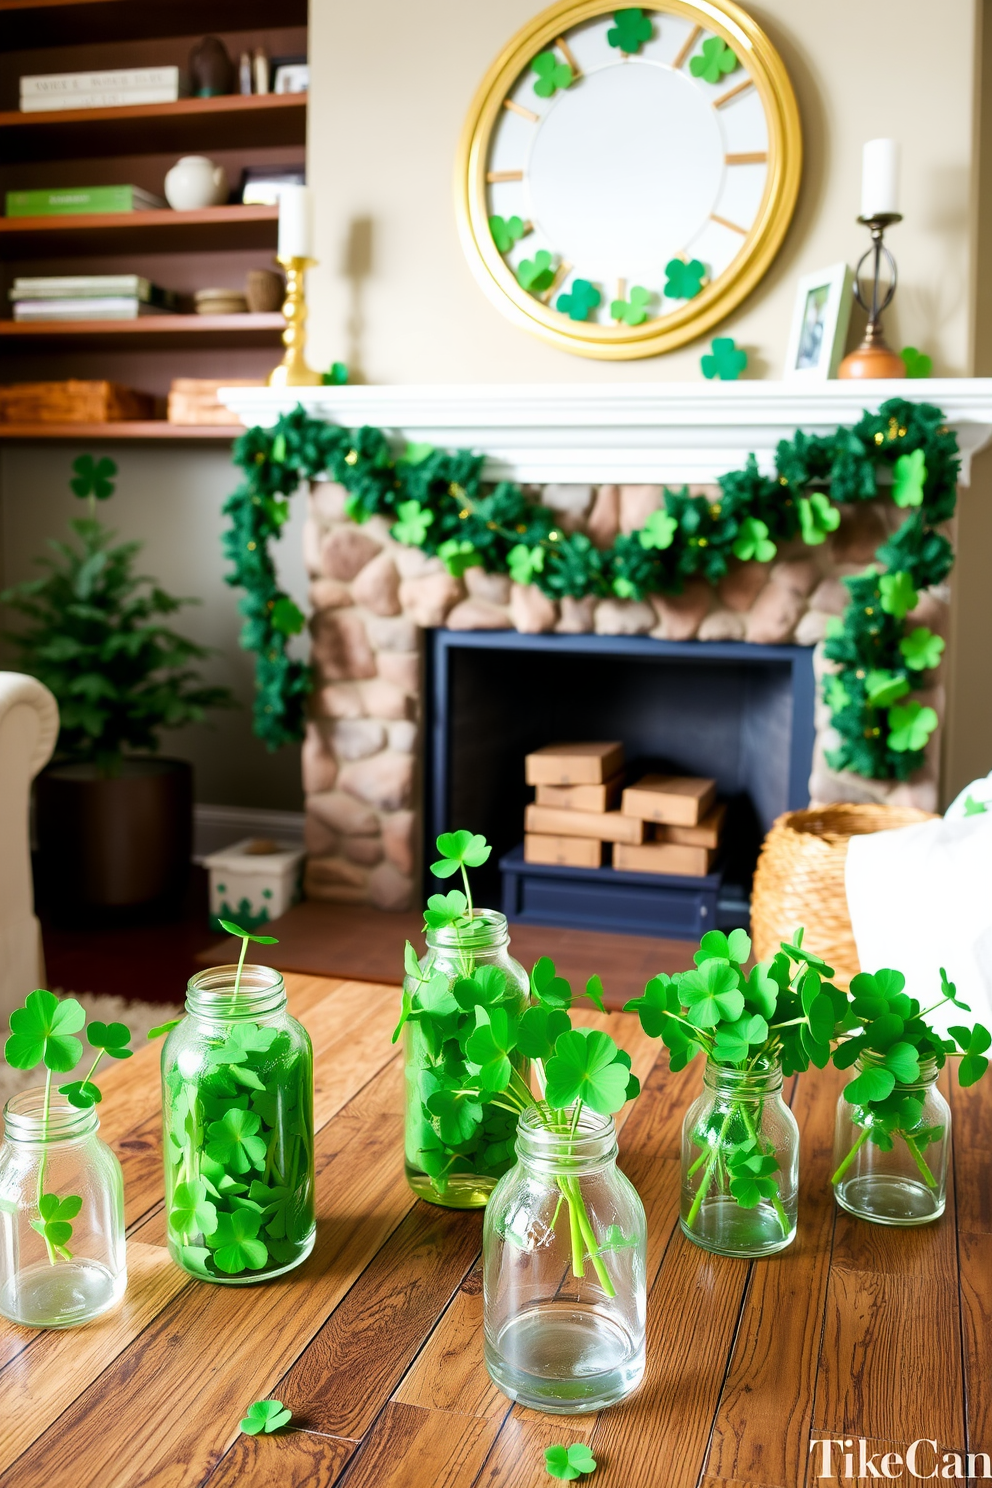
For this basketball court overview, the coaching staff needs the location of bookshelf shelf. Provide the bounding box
[0,0,308,49]
[0,204,279,258]
[0,420,245,440]
[0,312,285,347]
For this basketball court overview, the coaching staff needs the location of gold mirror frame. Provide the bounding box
[455,0,802,360]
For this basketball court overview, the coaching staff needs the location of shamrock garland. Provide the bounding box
[226,397,957,780]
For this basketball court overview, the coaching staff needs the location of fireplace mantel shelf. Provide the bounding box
[220,379,992,486]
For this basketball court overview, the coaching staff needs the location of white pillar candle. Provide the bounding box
[278,184,313,260]
[861,139,900,218]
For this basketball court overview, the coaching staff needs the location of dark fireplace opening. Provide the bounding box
[424,630,815,935]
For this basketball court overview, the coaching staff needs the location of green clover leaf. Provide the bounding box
[87,1020,133,1060]
[701,337,747,380]
[391,499,434,547]
[170,1179,218,1240]
[205,1107,267,1174]
[217,919,279,945]
[465,1007,515,1092]
[321,361,348,386]
[30,1192,82,1254]
[433,830,492,876]
[689,35,739,84]
[623,973,680,1036]
[452,966,506,1012]
[892,448,927,508]
[901,346,933,379]
[70,453,117,502]
[271,595,306,637]
[948,1023,991,1086]
[508,542,545,586]
[879,570,918,619]
[489,214,527,254]
[887,699,938,753]
[963,794,989,816]
[940,966,971,1011]
[826,675,850,712]
[532,51,573,97]
[423,889,468,929]
[545,1028,631,1113]
[240,1400,292,1435]
[148,1018,183,1039]
[638,508,678,551]
[732,515,777,563]
[517,249,556,293]
[437,538,482,578]
[664,257,707,300]
[531,956,572,1009]
[517,1004,571,1060]
[426,1088,484,1144]
[899,626,944,672]
[5,990,85,1073]
[798,492,841,545]
[208,1207,268,1273]
[884,1041,921,1084]
[57,1079,102,1108]
[607,7,653,52]
[556,279,602,322]
[610,285,652,325]
[545,1441,598,1479]
[679,961,745,1028]
[744,964,780,1020]
[864,670,910,708]
[694,929,751,965]
[844,1064,896,1105]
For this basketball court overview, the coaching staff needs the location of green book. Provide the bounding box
[5,185,166,217]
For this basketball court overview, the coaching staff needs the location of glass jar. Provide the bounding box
[404,909,530,1208]
[832,1054,949,1225]
[0,1089,125,1327]
[483,1105,646,1413]
[161,964,315,1282]
[680,1059,799,1257]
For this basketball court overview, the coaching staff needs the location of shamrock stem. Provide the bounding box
[459,863,474,920]
[234,934,250,1000]
[685,1100,737,1230]
[38,1066,57,1266]
[830,1122,872,1186]
[903,1132,938,1188]
[82,1051,103,1089]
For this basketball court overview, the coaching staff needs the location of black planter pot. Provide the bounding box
[36,757,193,919]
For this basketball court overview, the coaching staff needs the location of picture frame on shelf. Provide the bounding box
[783,262,854,380]
[273,60,309,94]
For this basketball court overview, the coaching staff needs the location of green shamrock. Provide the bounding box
[963,795,988,817]
[5,989,84,1073]
[432,830,492,877]
[206,1107,267,1174]
[664,257,707,300]
[452,966,507,1013]
[437,537,482,577]
[57,1080,102,1108]
[426,1087,483,1144]
[321,361,348,386]
[864,670,910,708]
[797,492,841,545]
[607,7,653,52]
[887,699,938,753]
[624,973,680,1037]
[879,570,918,619]
[391,499,434,546]
[727,1140,780,1207]
[517,250,556,293]
[489,214,527,253]
[732,515,777,562]
[86,1021,132,1059]
[208,1207,268,1273]
[556,279,601,322]
[30,1193,82,1257]
[70,453,117,502]
[637,508,678,551]
[611,285,652,325]
[712,1013,769,1064]
[892,448,927,508]
[689,36,739,85]
[545,1442,598,1479]
[679,961,745,1028]
[271,596,305,636]
[507,542,545,585]
[901,346,932,379]
[701,337,747,380]
[899,626,944,671]
[240,1400,293,1436]
[826,675,850,712]
[169,1179,218,1241]
[844,1064,897,1105]
[465,1007,516,1091]
[516,1004,571,1060]
[148,1018,182,1040]
[545,1028,631,1114]
[398,441,435,465]
[532,51,573,98]
[423,889,468,929]
[531,956,573,1009]
[949,1024,992,1086]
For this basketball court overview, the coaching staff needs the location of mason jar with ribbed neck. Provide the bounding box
[160,964,315,1282]
[832,1051,949,1225]
[483,1105,646,1412]
[0,1089,125,1327]
[680,1059,799,1257]
[403,909,529,1208]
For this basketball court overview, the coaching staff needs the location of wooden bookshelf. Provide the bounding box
[0,312,284,348]
[0,0,308,49]
[0,204,279,257]
[0,420,246,439]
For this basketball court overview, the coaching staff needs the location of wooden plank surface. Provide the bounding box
[0,972,986,1488]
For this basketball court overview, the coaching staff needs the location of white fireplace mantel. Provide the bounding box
[220,379,992,487]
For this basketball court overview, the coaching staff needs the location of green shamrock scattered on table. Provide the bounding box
[701,337,747,380]
[532,50,573,97]
[556,279,601,322]
[240,1400,293,1435]
[517,250,556,294]
[690,35,739,84]
[610,285,652,324]
[545,1442,598,1479]
[901,346,933,379]
[892,447,927,507]
[607,7,653,52]
[489,214,527,254]
[664,257,707,300]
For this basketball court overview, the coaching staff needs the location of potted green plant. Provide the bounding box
[1,455,232,918]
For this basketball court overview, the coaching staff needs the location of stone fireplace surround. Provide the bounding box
[220,381,992,912]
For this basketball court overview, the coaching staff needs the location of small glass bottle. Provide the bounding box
[161,964,315,1282]
[832,1053,949,1225]
[680,1059,799,1257]
[404,909,530,1208]
[483,1105,647,1413]
[0,1089,125,1327]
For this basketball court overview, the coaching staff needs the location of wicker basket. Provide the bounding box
[751,803,937,987]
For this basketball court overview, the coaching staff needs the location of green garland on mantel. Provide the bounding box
[225,397,957,782]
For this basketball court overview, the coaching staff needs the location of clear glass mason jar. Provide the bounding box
[404,909,530,1208]
[680,1059,799,1257]
[483,1105,647,1413]
[832,1053,949,1225]
[0,1089,126,1327]
[161,964,315,1282]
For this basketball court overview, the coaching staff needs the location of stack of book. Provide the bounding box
[167,378,264,426]
[615,775,723,877]
[10,276,179,322]
[523,742,640,867]
[6,186,167,217]
[19,67,180,113]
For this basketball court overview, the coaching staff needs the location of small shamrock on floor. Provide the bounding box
[611,285,652,325]
[690,35,739,85]
[664,257,706,300]
[557,279,601,322]
[701,337,747,380]
[489,214,527,254]
[532,50,572,97]
[546,1442,598,1479]
[517,250,556,294]
[240,1400,293,1435]
[607,7,653,53]
[901,346,933,379]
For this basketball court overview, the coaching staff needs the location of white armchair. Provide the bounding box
[0,674,58,1019]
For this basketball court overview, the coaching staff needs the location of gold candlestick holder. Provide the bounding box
[268,255,322,387]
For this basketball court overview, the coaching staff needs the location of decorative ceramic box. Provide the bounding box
[203,837,304,931]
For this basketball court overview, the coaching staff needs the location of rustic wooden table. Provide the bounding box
[0,973,988,1488]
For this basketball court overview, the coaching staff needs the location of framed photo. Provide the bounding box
[784,263,854,380]
[273,63,309,95]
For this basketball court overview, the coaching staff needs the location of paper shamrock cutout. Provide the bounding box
[887,699,939,753]
[638,508,678,551]
[732,515,777,562]
[70,454,117,502]
[532,50,573,97]
[864,669,910,708]
[321,361,348,386]
[892,448,926,508]
[556,279,601,322]
[240,1400,292,1436]
[490,214,527,254]
[607,8,653,53]
[438,538,482,577]
[391,499,434,546]
[901,346,932,379]
[545,1442,598,1480]
[611,285,652,324]
[701,337,747,380]
[879,569,918,619]
[690,36,739,85]
[508,542,545,585]
[517,250,556,293]
[964,794,989,816]
[899,626,944,672]
[664,257,706,300]
[797,492,840,546]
